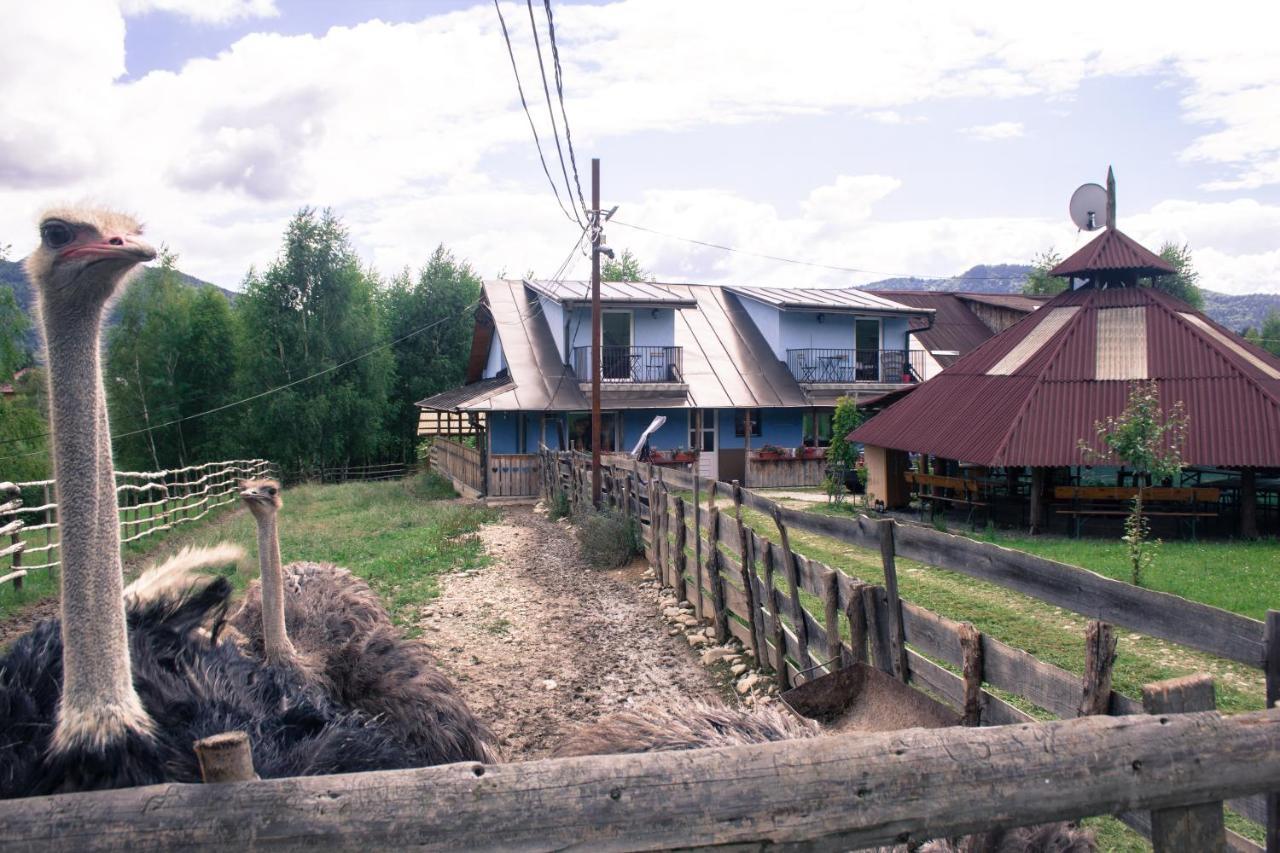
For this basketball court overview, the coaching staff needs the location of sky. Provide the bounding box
[1,0,1278,295]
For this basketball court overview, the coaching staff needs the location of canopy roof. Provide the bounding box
[850,285,1280,467]
[1050,228,1176,279]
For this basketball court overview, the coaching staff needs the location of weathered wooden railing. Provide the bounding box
[319,461,413,484]
[543,448,1280,849]
[4,459,273,577]
[429,438,483,496]
[0,708,1276,852]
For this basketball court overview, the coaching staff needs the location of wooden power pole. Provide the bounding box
[590,157,603,508]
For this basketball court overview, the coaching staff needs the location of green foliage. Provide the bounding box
[0,285,30,378]
[106,248,238,470]
[573,505,643,569]
[1248,309,1280,357]
[1021,249,1066,296]
[600,248,651,282]
[408,470,459,501]
[1149,242,1204,310]
[826,396,862,472]
[381,247,482,460]
[549,489,571,521]
[0,369,50,483]
[233,208,395,473]
[1079,380,1187,588]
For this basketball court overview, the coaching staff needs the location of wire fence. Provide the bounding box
[2,458,274,584]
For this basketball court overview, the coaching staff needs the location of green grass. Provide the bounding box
[1,472,496,637]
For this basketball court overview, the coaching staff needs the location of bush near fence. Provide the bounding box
[542,448,1280,850]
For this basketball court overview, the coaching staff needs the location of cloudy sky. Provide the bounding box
[2,0,1278,294]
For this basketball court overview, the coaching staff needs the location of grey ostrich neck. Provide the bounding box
[42,293,153,751]
[254,508,297,664]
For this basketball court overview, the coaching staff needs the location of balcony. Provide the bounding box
[786,348,923,385]
[572,345,683,383]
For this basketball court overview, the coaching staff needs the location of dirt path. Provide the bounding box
[417,507,728,760]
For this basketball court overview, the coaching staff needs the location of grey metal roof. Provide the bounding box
[725,285,933,316]
[524,279,697,307]
[415,375,514,411]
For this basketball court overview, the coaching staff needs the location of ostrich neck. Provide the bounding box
[42,306,153,750]
[256,511,296,664]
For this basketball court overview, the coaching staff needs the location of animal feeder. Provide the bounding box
[780,662,958,733]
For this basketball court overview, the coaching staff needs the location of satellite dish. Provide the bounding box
[1069,183,1108,231]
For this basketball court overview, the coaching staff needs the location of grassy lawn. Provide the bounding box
[0,473,497,637]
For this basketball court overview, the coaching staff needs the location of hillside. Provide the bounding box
[862,264,1280,332]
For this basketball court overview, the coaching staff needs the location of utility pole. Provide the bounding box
[590,157,603,508]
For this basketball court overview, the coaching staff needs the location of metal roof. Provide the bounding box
[1051,228,1176,278]
[416,375,514,411]
[956,293,1050,312]
[726,285,933,316]
[524,279,696,306]
[850,285,1280,467]
[868,291,1005,367]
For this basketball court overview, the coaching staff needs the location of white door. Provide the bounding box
[692,409,718,481]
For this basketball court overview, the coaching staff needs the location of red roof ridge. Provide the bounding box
[1050,228,1175,279]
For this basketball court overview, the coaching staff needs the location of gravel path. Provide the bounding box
[416,507,728,760]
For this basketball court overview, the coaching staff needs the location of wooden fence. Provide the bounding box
[430,438,483,497]
[543,448,1280,850]
[318,461,414,484]
[488,453,539,498]
[2,459,274,586]
[429,439,539,500]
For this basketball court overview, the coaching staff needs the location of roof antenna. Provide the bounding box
[1105,165,1116,230]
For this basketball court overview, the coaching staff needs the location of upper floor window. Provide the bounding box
[602,310,632,348]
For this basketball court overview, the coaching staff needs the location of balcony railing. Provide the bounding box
[572,345,683,383]
[786,348,923,384]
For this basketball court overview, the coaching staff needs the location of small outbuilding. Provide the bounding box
[850,227,1280,537]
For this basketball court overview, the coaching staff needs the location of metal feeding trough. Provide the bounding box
[781,662,959,733]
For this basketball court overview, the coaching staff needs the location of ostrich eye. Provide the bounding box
[266,487,277,496]
[40,221,74,249]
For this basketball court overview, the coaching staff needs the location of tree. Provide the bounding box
[1250,309,1280,358]
[0,285,30,379]
[1078,380,1188,586]
[825,396,864,503]
[233,208,394,474]
[1149,242,1203,309]
[1021,249,1065,296]
[601,249,651,282]
[380,246,483,460]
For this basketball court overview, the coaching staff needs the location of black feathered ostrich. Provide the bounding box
[232,478,498,764]
[0,207,429,799]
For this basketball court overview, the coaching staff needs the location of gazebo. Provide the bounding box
[850,226,1280,537]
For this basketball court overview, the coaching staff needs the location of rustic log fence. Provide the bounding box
[1,459,273,584]
[542,448,1279,850]
[319,461,414,484]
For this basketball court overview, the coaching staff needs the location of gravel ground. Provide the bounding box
[415,506,729,760]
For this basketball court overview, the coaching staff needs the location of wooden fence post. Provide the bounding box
[1143,674,1225,852]
[693,462,703,621]
[845,581,870,666]
[761,539,788,688]
[731,482,764,664]
[193,731,258,783]
[958,623,984,727]
[706,482,728,644]
[822,568,841,673]
[879,519,909,682]
[1078,620,1118,717]
[673,497,688,603]
[771,506,811,674]
[1265,610,1280,853]
[863,585,894,676]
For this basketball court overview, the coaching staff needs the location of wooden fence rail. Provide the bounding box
[2,459,273,583]
[1,709,1277,852]
[542,448,1278,848]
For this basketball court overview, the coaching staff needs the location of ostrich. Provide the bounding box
[231,478,498,764]
[0,207,428,799]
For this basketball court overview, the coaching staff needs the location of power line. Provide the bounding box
[492,0,578,225]
[525,0,582,226]
[610,219,1058,283]
[0,300,483,462]
[541,0,587,214]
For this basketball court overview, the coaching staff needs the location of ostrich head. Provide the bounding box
[24,207,155,316]
[240,479,282,519]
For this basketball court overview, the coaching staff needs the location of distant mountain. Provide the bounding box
[861,264,1280,333]
[0,257,236,353]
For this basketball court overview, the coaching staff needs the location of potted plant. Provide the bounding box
[754,444,786,461]
[672,446,697,463]
[649,449,670,464]
[800,445,826,460]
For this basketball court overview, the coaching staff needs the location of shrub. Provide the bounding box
[549,490,571,521]
[574,506,644,569]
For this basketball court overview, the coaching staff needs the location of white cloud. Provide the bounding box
[120,0,279,24]
[1,0,1278,295]
[960,121,1024,141]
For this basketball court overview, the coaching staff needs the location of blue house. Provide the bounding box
[418,279,933,497]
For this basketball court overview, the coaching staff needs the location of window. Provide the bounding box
[802,411,833,447]
[734,409,762,438]
[567,411,619,452]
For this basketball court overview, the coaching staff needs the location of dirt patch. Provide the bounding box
[416,507,727,760]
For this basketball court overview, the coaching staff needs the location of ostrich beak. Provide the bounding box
[62,235,157,263]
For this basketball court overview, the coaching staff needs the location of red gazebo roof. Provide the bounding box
[849,285,1280,467]
[1050,228,1175,279]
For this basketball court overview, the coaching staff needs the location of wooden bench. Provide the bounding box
[906,472,989,528]
[1053,486,1221,538]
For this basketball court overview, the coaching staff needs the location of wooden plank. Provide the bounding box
[905,650,1035,726]
[731,482,764,664]
[1143,675,1226,853]
[1080,621,1119,717]
[821,569,841,673]
[771,506,811,673]
[762,536,788,687]
[959,623,983,727]
[879,519,908,681]
[706,487,728,644]
[1266,611,1280,853]
[863,585,893,677]
[673,497,688,604]
[845,581,869,666]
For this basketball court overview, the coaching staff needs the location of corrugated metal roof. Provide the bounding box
[416,375,514,411]
[869,291,1039,367]
[524,279,696,306]
[1051,228,1176,278]
[956,293,1050,312]
[726,285,932,316]
[850,285,1280,467]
